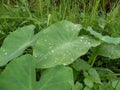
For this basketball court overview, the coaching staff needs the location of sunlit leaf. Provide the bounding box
[0,25,36,66]
[34,21,100,68]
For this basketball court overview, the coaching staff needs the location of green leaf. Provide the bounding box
[84,78,93,88]
[0,55,73,90]
[33,20,100,68]
[73,82,83,90]
[84,86,91,90]
[71,59,91,71]
[86,27,120,45]
[112,79,120,90]
[0,55,36,90]
[0,25,36,66]
[96,68,115,78]
[97,43,120,59]
[37,66,73,90]
[88,68,101,84]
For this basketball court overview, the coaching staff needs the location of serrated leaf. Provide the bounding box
[0,25,36,66]
[87,27,120,45]
[33,20,100,68]
[0,55,74,90]
[97,43,120,59]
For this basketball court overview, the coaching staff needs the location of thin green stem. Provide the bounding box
[102,73,120,77]
[88,46,99,67]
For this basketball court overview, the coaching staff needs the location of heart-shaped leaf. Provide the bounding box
[0,55,36,90]
[0,25,36,66]
[37,65,73,90]
[33,21,100,68]
[0,55,73,90]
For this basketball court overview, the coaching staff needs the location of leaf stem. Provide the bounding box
[102,73,120,77]
[88,46,99,67]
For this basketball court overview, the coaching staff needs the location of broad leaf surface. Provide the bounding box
[33,21,100,68]
[0,55,36,90]
[97,43,120,59]
[0,55,73,90]
[0,25,36,66]
[37,65,73,90]
[87,27,120,45]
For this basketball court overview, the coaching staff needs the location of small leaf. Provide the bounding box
[84,78,93,88]
[0,25,36,66]
[84,86,91,90]
[71,59,91,71]
[87,27,120,45]
[34,20,100,68]
[88,68,101,84]
[73,82,83,90]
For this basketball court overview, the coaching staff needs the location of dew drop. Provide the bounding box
[44,57,47,59]
[51,50,54,53]
[69,53,72,55]
[71,58,74,61]
[88,42,91,45]
[81,37,84,39]
[49,46,52,49]
[63,63,66,66]
[48,43,51,45]
[71,29,74,31]
[2,48,6,52]
[54,60,57,63]
[63,54,66,56]
[34,56,37,58]
[44,39,47,42]
[42,64,47,67]
[5,52,8,55]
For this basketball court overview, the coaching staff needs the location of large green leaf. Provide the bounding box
[97,43,120,59]
[33,21,100,68]
[86,27,120,45]
[0,55,36,90]
[0,55,73,90]
[0,25,36,66]
[37,65,73,90]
